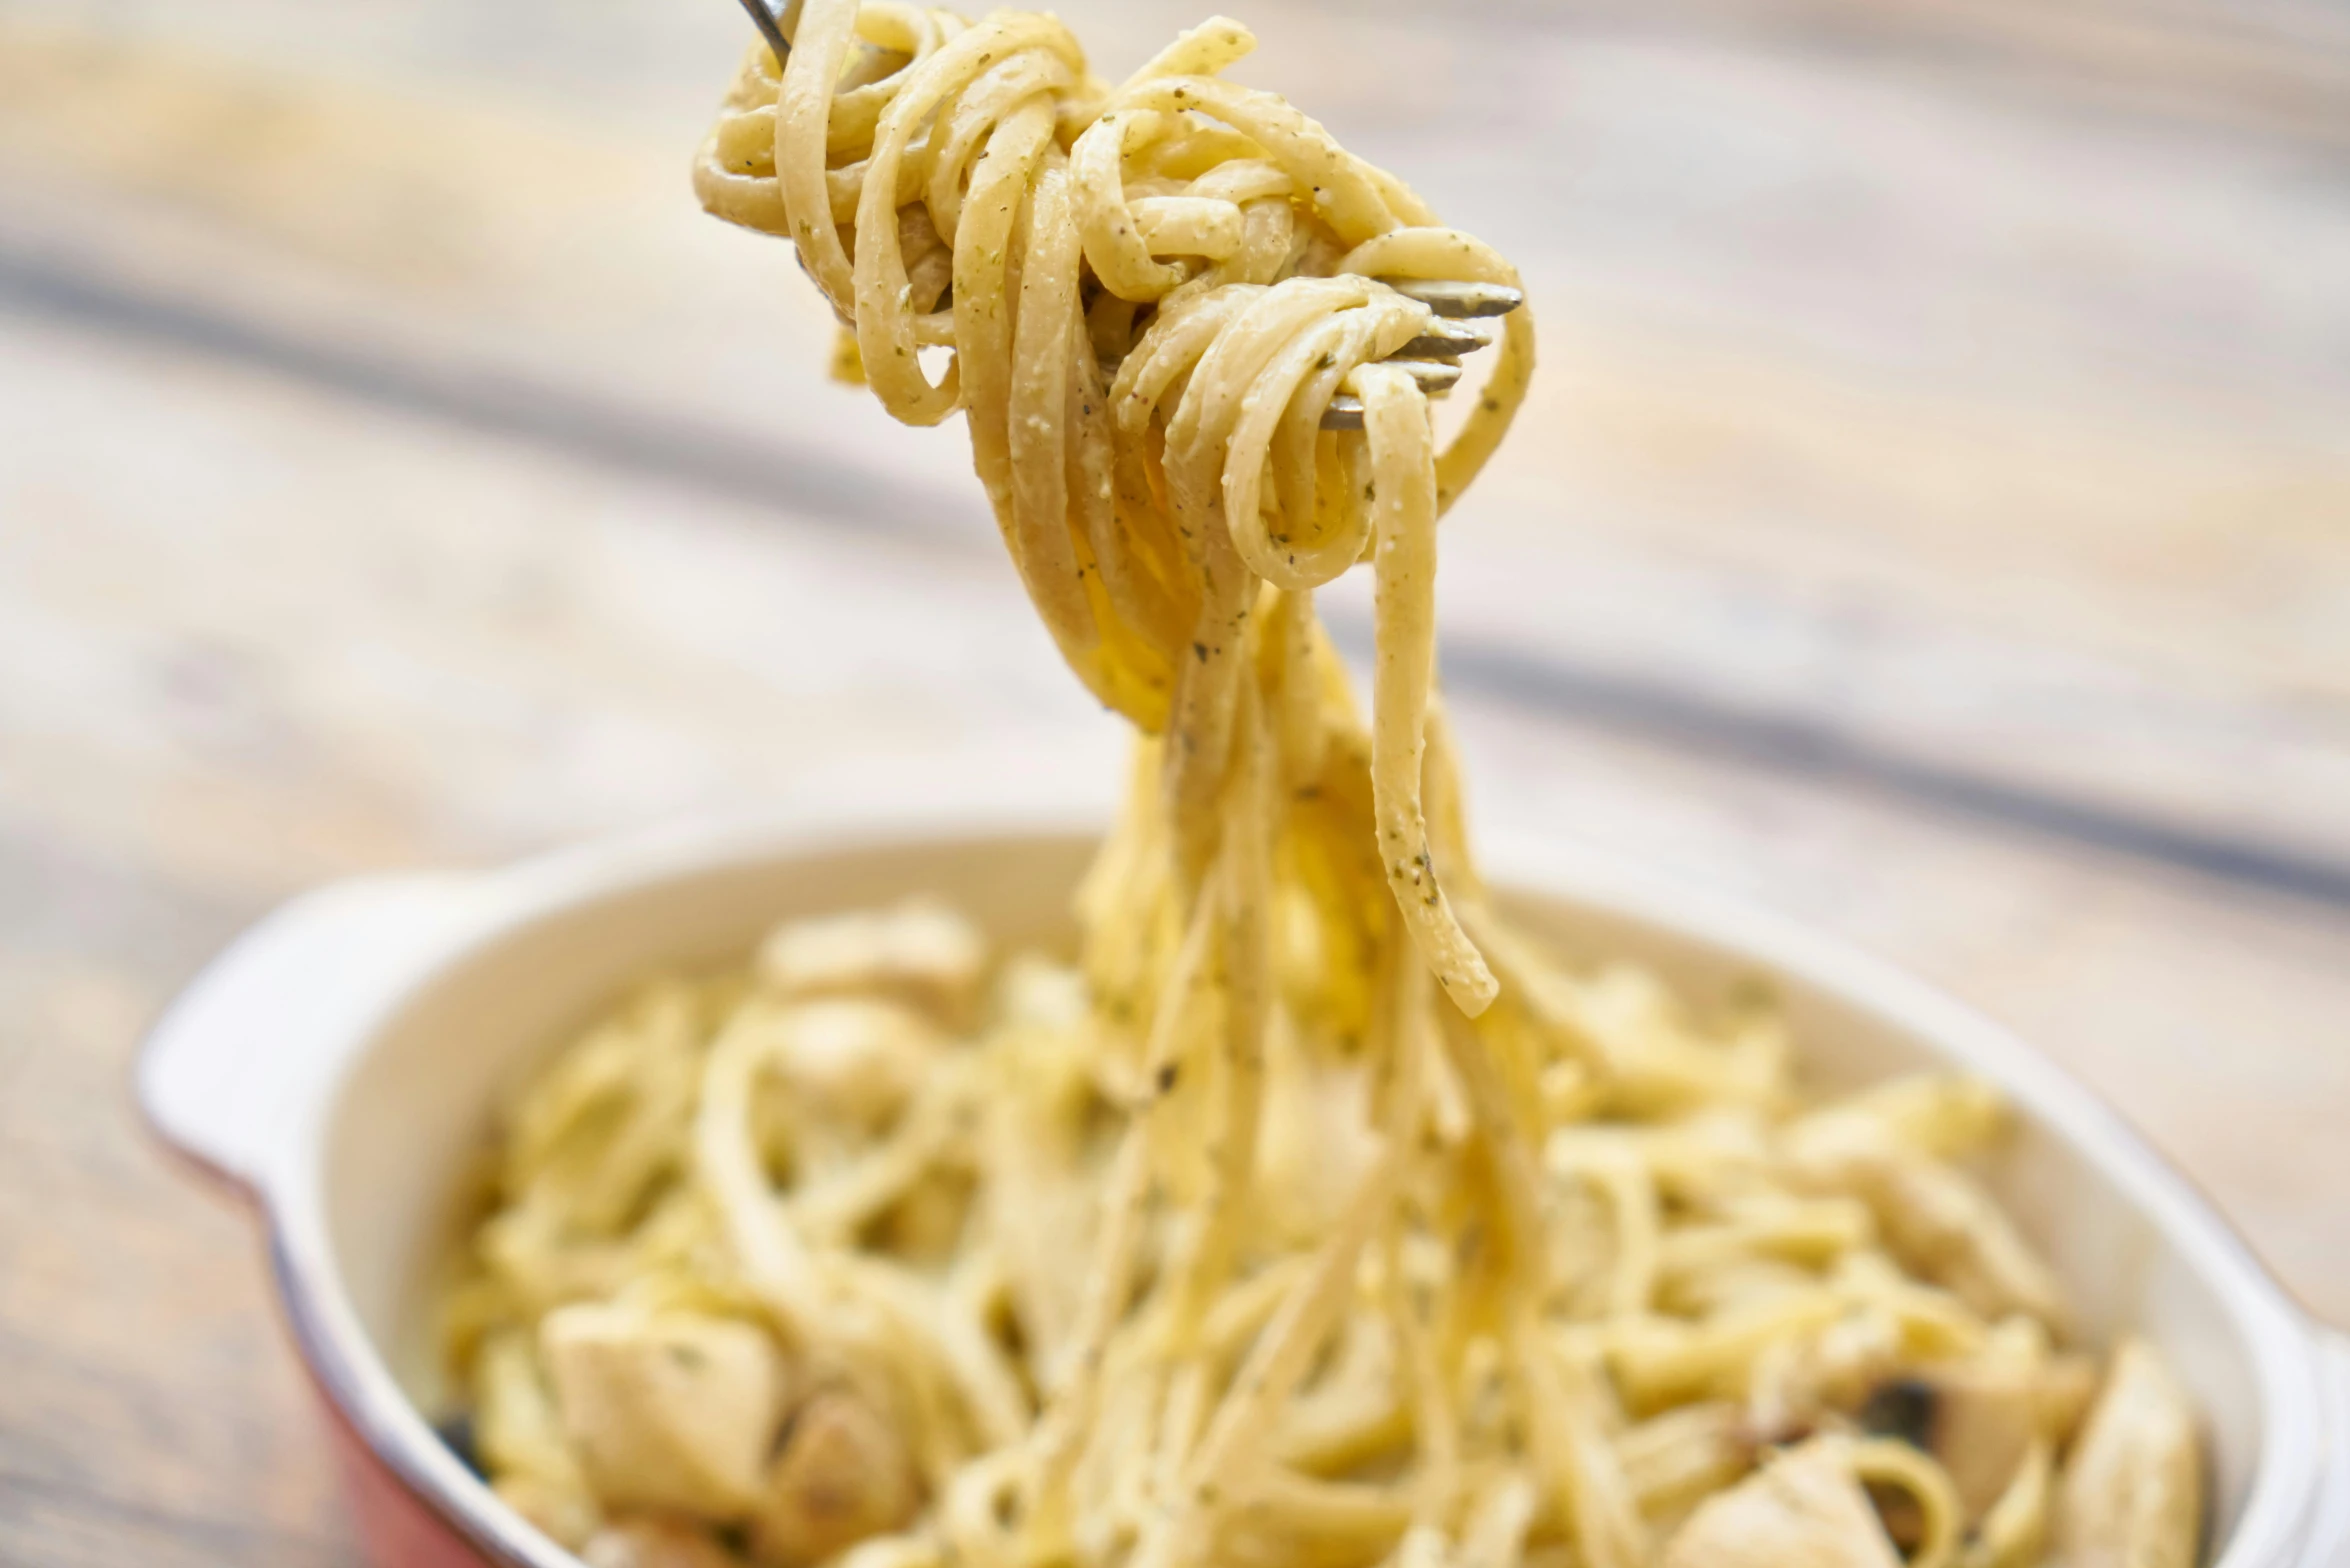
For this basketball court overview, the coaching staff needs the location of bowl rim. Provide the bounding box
[190,804,2336,1568]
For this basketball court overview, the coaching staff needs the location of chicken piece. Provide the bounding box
[1659,1438,1902,1568]
[581,1516,745,1568]
[542,1304,787,1519]
[1861,1358,2040,1520]
[2053,1338,2203,1568]
[766,997,946,1137]
[1790,1127,2069,1331]
[752,1388,922,1568]
[759,899,987,1024]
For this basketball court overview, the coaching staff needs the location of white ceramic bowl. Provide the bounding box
[140,807,2349,1568]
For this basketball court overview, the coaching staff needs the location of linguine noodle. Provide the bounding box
[440,9,2207,1568]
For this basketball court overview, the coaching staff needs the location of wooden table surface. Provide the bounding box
[2,0,2345,1561]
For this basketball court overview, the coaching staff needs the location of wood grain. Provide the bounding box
[0,3,2344,1563]
[6,6,2346,865]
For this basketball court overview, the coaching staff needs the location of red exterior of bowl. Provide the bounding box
[324,1383,496,1568]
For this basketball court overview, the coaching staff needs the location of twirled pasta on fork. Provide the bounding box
[693,5,1531,1010]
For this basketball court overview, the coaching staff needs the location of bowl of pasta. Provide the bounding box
[139,801,2347,1568]
[139,2,2348,1565]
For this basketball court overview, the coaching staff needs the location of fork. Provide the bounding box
[1319,283,1519,430]
[727,0,1522,431]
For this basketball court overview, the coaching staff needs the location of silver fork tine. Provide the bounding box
[1320,362,1464,430]
[1379,278,1524,318]
[1394,317,1497,361]
[1383,359,1464,395]
[734,0,793,64]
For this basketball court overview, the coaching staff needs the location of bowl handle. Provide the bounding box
[138,873,470,1194]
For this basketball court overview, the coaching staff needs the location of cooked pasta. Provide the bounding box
[438,8,2206,1568]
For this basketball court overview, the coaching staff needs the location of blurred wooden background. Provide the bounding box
[0,0,2344,1561]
